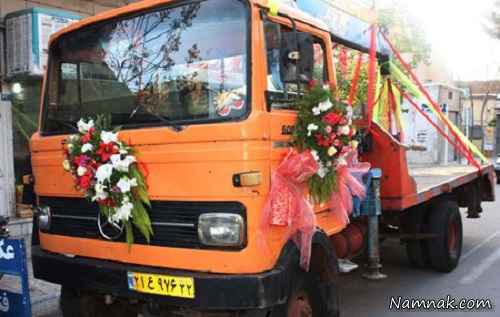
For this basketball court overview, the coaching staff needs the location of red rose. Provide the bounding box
[315,133,332,148]
[79,174,91,190]
[308,79,318,89]
[81,132,92,144]
[96,142,118,162]
[98,198,115,207]
[88,160,98,171]
[323,112,342,126]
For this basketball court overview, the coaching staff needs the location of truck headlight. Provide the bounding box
[36,206,51,232]
[198,213,245,247]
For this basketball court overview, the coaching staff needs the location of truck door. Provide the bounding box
[263,20,330,161]
[0,99,15,217]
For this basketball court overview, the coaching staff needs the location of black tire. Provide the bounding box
[425,199,463,273]
[402,207,430,269]
[60,286,81,317]
[279,263,339,317]
[60,286,139,317]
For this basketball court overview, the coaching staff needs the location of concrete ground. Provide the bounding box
[14,184,500,316]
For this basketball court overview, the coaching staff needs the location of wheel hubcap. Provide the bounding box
[288,291,313,317]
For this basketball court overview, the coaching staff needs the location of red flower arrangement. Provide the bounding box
[62,116,153,245]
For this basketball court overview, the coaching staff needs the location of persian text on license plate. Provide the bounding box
[127,272,195,299]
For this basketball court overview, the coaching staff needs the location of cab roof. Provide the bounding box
[49,0,329,45]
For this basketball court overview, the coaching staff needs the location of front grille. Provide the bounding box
[39,197,246,249]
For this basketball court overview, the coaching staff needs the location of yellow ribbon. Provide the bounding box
[269,0,280,16]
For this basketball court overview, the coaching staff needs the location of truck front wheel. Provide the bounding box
[60,286,139,317]
[426,199,463,273]
[282,266,339,317]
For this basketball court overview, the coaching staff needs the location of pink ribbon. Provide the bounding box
[262,150,318,271]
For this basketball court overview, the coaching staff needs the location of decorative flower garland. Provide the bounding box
[62,116,153,244]
[293,84,359,203]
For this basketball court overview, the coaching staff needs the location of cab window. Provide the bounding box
[264,21,327,98]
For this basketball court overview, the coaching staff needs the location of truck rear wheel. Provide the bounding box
[402,207,430,268]
[426,199,463,273]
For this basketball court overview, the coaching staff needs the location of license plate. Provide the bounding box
[127,272,195,299]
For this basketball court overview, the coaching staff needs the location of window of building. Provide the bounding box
[448,91,453,100]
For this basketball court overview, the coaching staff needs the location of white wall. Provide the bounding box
[0,100,15,217]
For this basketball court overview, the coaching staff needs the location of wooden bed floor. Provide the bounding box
[409,164,479,193]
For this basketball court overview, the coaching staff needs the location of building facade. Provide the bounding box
[457,80,500,156]
[402,83,467,166]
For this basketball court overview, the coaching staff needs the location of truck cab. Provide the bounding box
[32,0,344,316]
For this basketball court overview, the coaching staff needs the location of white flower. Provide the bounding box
[110,154,136,172]
[310,150,320,162]
[312,107,321,116]
[317,166,328,178]
[100,131,119,144]
[95,164,113,183]
[318,99,333,112]
[81,143,94,153]
[62,160,71,171]
[69,134,79,142]
[77,119,94,134]
[338,125,350,136]
[92,183,108,202]
[111,201,134,223]
[77,166,87,177]
[307,123,319,136]
[346,105,354,119]
[328,146,338,157]
[67,143,74,153]
[337,157,347,167]
[116,177,138,193]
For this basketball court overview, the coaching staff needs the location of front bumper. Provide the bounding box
[32,246,292,310]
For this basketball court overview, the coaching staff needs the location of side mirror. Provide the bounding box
[280,32,314,84]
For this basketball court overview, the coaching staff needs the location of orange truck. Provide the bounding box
[26,0,496,316]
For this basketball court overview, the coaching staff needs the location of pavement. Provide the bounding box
[8,184,500,317]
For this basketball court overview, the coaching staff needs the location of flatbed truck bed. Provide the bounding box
[381,164,495,211]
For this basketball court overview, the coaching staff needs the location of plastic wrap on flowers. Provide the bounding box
[330,152,371,225]
[261,150,319,271]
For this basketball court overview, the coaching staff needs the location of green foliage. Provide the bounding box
[293,85,350,203]
[489,118,497,127]
[334,49,369,107]
[378,5,432,68]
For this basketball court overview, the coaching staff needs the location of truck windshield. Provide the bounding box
[43,0,248,134]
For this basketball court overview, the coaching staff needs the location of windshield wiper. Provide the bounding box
[129,103,172,123]
[128,103,184,131]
